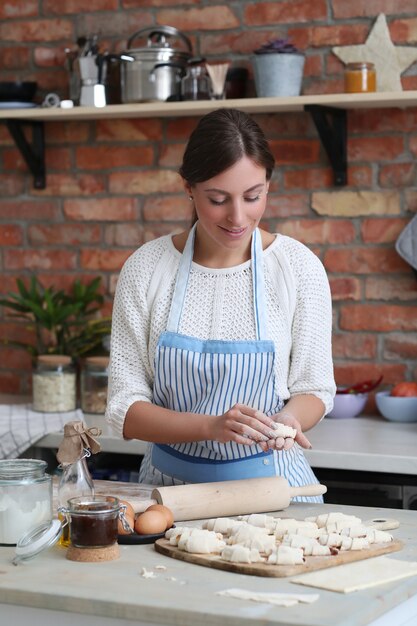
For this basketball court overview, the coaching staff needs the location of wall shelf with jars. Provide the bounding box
[1,91,417,189]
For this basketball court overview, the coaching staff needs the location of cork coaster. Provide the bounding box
[66,543,120,562]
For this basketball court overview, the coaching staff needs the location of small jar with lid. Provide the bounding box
[344,62,376,93]
[61,495,120,548]
[181,65,211,101]
[81,356,109,414]
[0,459,52,545]
[32,354,76,412]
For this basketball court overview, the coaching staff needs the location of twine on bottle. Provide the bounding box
[56,420,102,465]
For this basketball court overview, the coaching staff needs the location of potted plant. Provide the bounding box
[0,275,111,361]
[251,37,305,97]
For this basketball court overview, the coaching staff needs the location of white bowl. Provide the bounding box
[375,391,417,423]
[327,393,368,419]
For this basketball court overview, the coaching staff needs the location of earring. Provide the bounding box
[188,195,193,201]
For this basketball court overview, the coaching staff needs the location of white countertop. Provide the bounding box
[2,395,417,475]
[1,501,417,626]
[37,414,417,476]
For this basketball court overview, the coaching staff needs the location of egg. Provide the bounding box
[119,499,135,519]
[118,499,135,535]
[146,504,174,529]
[118,513,134,535]
[134,510,167,535]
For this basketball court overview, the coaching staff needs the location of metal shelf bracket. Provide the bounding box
[305,104,347,186]
[5,119,46,189]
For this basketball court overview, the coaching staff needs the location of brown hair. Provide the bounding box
[179,108,275,186]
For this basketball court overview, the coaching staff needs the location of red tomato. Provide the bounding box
[391,382,417,397]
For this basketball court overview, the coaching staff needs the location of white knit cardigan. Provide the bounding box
[106,233,336,437]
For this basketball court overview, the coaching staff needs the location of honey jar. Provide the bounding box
[344,62,376,93]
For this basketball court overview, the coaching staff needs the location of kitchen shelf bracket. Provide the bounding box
[5,119,46,189]
[305,105,347,186]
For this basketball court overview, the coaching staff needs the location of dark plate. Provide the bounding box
[0,81,37,102]
[118,524,175,545]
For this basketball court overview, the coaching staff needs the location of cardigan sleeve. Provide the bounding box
[105,249,155,438]
[282,238,336,416]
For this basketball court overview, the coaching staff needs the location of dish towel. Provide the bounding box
[0,403,83,460]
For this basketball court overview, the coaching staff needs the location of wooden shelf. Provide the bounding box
[2,91,417,189]
[1,90,417,122]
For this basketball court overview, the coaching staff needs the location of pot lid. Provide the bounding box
[125,25,192,56]
[13,519,62,565]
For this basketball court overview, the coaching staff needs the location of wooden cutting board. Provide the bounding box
[154,538,403,578]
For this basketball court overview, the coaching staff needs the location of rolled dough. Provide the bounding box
[291,556,417,593]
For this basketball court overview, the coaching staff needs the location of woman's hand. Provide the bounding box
[209,404,279,446]
[259,410,312,452]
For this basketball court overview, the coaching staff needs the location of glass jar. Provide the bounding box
[181,66,211,101]
[32,354,76,413]
[62,495,120,548]
[344,62,376,93]
[0,459,52,545]
[81,356,109,414]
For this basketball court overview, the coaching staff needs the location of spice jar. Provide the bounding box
[61,495,121,548]
[81,356,109,414]
[344,62,376,93]
[181,65,211,101]
[0,459,52,545]
[32,354,76,413]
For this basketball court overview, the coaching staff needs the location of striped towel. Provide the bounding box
[0,403,83,460]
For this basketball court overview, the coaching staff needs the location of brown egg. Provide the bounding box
[134,510,167,535]
[146,504,174,529]
[119,499,135,519]
[118,513,134,535]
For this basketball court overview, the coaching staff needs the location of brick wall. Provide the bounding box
[0,1,417,400]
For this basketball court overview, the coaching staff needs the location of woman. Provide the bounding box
[106,109,335,499]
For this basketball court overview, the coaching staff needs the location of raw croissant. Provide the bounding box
[221,545,263,564]
[229,523,269,544]
[203,517,243,535]
[305,513,362,529]
[274,519,318,539]
[267,545,304,565]
[238,534,276,555]
[339,536,370,551]
[239,513,277,531]
[184,532,226,554]
[271,423,297,438]
[282,534,320,551]
[364,529,393,544]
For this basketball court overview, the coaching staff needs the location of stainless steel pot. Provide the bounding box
[121,25,192,103]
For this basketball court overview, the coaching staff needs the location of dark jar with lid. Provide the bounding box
[62,495,120,548]
[81,356,109,414]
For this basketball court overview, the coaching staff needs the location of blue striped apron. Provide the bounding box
[139,224,322,502]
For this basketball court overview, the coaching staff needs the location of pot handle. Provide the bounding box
[127,25,192,53]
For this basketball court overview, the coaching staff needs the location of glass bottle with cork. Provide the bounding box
[56,420,101,547]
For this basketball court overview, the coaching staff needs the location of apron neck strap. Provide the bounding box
[166,222,268,340]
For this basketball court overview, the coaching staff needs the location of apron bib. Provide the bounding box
[139,224,322,501]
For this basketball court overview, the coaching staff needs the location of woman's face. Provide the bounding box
[187,156,269,256]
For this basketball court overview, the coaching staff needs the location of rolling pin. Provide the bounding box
[151,476,327,521]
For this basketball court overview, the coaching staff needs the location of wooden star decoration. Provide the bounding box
[332,13,417,91]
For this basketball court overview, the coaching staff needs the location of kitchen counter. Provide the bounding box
[35,414,417,476]
[1,395,417,475]
[0,501,417,626]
